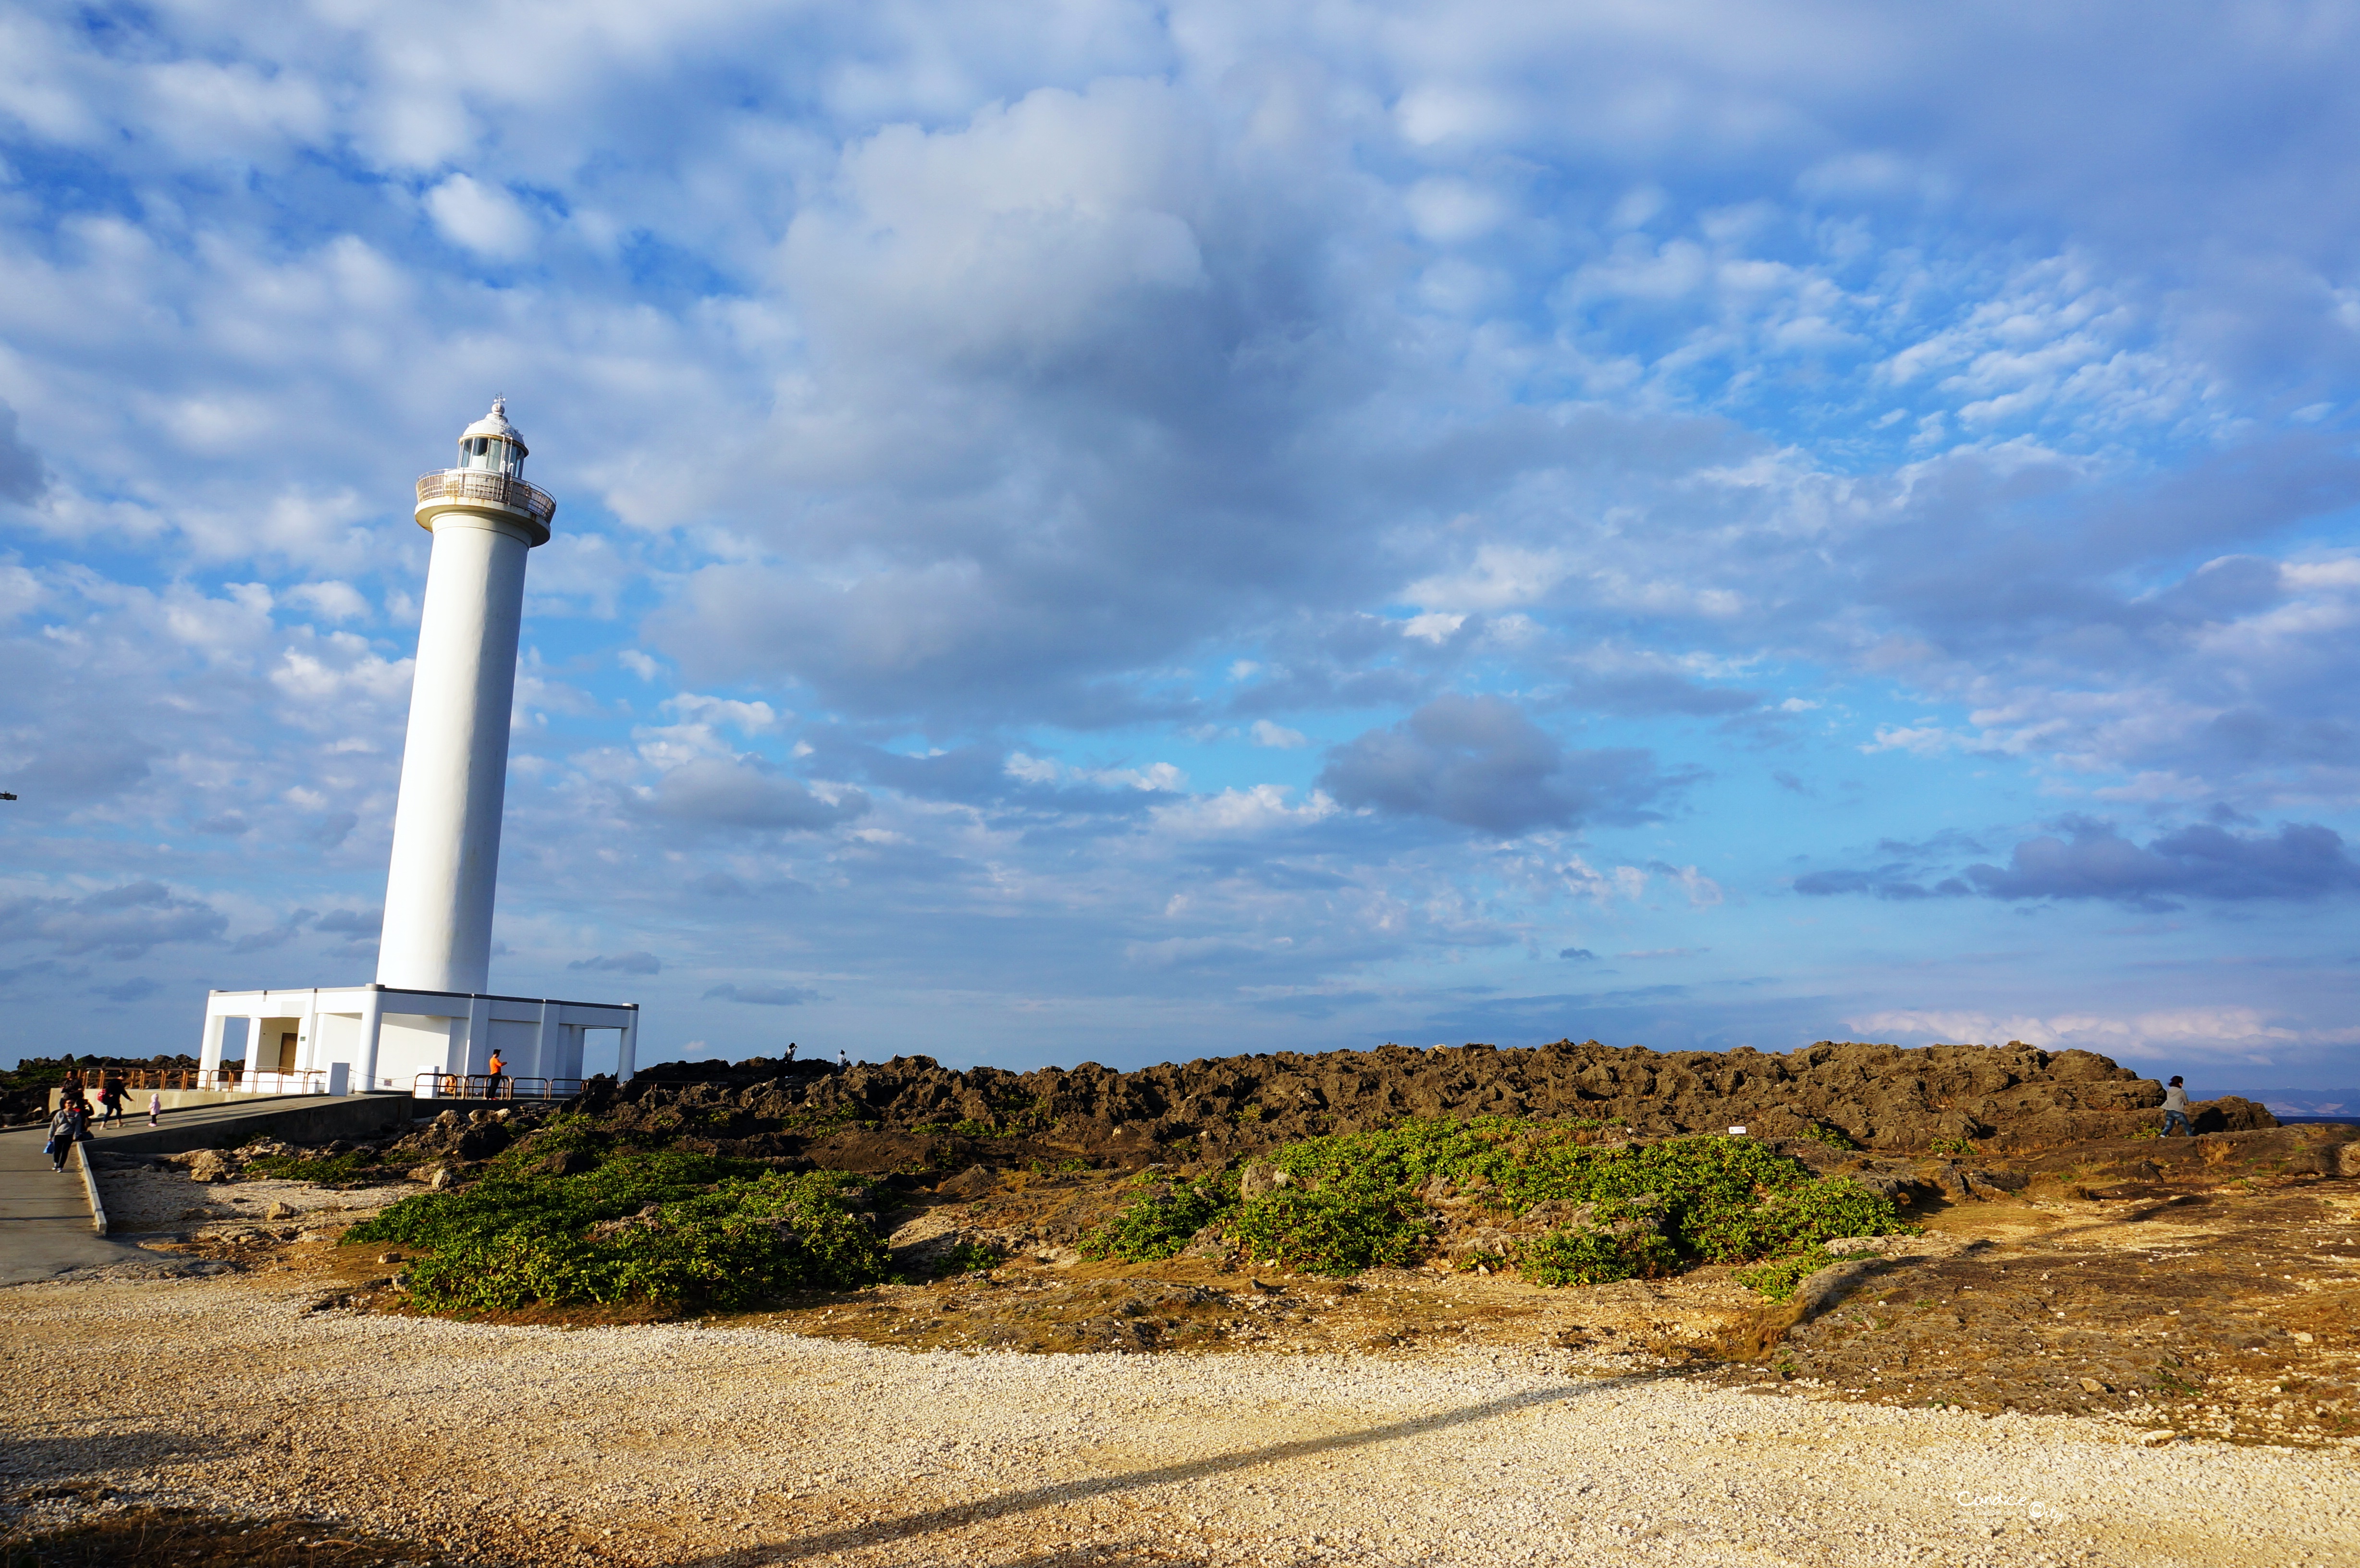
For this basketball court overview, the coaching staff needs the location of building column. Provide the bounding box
[198,1005,229,1083]
[357,986,385,1093]
[298,989,321,1085]
[616,1009,638,1083]
[463,994,493,1090]
[531,998,554,1083]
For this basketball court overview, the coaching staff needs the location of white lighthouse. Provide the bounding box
[197,403,639,1098]
[378,399,547,994]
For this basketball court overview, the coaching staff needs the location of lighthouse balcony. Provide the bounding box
[415,469,557,537]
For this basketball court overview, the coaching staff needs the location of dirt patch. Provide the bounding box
[1699,1176,2360,1446]
[90,1152,419,1236]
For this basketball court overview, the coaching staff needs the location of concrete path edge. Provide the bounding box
[75,1140,106,1236]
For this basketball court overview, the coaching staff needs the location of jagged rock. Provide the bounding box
[184,1150,236,1184]
[452,1122,512,1161]
[1238,1162,1293,1198]
[934,1164,1000,1200]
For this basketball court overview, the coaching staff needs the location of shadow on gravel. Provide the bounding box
[0,1505,448,1568]
[1,1431,197,1491]
[683,1379,1605,1565]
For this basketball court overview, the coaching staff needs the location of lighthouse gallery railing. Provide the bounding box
[415,470,556,527]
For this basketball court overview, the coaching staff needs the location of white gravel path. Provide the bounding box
[2,1272,2354,1568]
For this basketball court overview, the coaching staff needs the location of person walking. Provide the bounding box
[148,1090,162,1127]
[97,1076,125,1127]
[44,1101,89,1173]
[2161,1076,2194,1137]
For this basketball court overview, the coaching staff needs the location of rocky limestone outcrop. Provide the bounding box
[578,1039,2277,1160]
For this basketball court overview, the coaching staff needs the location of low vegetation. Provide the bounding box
[344,1124,889,1313]
[354,1108,1907,1317]
[1084,1118,1909,1290]
[241,1149,406,1187]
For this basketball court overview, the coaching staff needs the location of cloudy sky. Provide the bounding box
[4,1,2358,1087]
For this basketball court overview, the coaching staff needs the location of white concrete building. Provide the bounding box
[197,984,636,1098]
[200,403,640,1096]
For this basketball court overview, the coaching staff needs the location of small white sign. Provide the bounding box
[1728,1125,1748,1136]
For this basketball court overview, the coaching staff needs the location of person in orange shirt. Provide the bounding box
[487,1049,507,1100]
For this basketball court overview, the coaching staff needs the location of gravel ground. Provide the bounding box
[4,1270,2356,1568]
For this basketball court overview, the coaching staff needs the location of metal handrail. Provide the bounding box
[56,1067,330,1091]
[235,1068,327,1096]
[58,1068,208,1093]
[412,1073,586,1101]
[414,469,555,527]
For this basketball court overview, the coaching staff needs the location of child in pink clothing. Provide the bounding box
[148,1091,162,1127]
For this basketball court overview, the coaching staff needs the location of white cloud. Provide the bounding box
[1845,1008,2345,1065]
[1150,784,1337,836]
[1405,545,1570,612]
[1405,178,1508,244]
[423,175,538,260]
[286,581,370,623]
[1249,720,1307,749]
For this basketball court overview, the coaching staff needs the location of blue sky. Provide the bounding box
[4,1,2358,1087]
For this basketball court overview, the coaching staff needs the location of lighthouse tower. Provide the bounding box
[195,403,639,1099]
[377,399,552,993]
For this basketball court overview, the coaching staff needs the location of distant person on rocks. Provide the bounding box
[785,1042,796,1062]
[838,1049,849,1073]
[2161,1076,2194,1137]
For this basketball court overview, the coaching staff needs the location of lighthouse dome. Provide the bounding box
[455,397,528,473]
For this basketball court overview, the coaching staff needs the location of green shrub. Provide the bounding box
[1732,1247,1839,1301]
[1079,1169,1237,1262]
[344,1149,889,1313]
[1518,1223,1679,1286]
[936,1240,1002,1275]
[1223,1188,1433,1276]
[1796,1122,1858,1151]
[1718,1176,1905,1261]
[1057,1117,1912,1288]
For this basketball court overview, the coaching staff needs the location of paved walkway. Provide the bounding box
[0,1097,384,1286]
[0,1122,139,1286]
